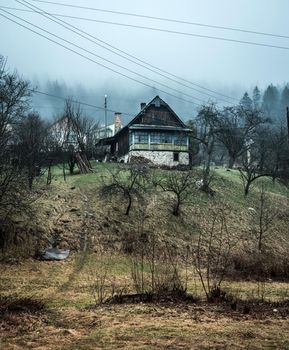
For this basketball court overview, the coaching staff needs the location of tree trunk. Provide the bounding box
[28,168,34,190]
[46,161,52,185]
[258,235,263,251]
[68,153,76,175]
[228,155,235,169]
[125,194,132,216]
[62,162,66,182]
[173,201,180,216]
[244,181,251,196]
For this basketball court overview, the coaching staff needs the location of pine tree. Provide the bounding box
[262,84,279,119]
[252,86,261,110]
[240,92,253,111]
[280,85,289,117]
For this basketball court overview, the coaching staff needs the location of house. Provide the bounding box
[95,112,122,140]
[49,116,78,150]
[94,112,122,159]
[97,96,190,166]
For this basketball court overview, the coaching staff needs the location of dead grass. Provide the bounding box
[1,255,289,349]
[1,299,289,349]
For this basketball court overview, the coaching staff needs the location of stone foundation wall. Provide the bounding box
[127,150,189,167]
[118,154,129,163]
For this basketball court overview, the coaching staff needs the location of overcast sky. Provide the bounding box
[1,0,289,119]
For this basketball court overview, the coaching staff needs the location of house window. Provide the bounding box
[134,131,148,143]
[163,134,172,143]
[174,135,187,145]
[150,133,172,144]
[150,133,161,143]
[173,152,179,162]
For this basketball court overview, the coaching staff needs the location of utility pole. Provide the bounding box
[286,107,289,143]
[104,94,108,138]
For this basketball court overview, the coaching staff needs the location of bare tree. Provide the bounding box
[155,170,195,216]
[192,203,237,301]
[215,106,267,169]
[15,112,48,189]
[0,68,30,151]
[100,165,150,216]
[63,99,98,174]
[131,225,186,295]
[186,120,199,168]
[195,103,218,193]
[267,126,289,184]
[0,56,34,248]
[48,114,76,178]
[238,127,273,196]
[250,183,278,252]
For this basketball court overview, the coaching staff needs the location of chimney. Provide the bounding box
[140,102,146,110]
[114,112,122,133]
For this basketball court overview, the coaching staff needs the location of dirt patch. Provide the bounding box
[103,290,198,305]
[93,292,289,320]
[0,296,46,314]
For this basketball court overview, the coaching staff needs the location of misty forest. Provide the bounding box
[1,1,289,349]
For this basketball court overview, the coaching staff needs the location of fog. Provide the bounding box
[30,77,247,124]
[1,0,289,124]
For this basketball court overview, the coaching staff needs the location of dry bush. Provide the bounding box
[192,202,239,301]
[86,252,127,304]
[130,232,187,295]
[229,185,288,281]
[232,244,289,280]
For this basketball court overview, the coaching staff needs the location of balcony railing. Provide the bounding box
[130,143,188,151]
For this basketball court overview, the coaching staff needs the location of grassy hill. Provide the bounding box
[19,164,289,258]
[1,164,289,349]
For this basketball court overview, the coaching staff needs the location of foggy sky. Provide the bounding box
[1,0,289,121]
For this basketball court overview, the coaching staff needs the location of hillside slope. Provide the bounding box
[11,164,286,262]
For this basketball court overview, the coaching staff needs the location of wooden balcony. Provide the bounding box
[130,143,188,151]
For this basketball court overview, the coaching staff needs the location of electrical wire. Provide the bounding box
[0,8,203,107]
[30,88,135,116]
[30,0,289,41]
[14,0,215,104]
[3,3,237,103]
[2,4,289,51]
[6,0,237,103]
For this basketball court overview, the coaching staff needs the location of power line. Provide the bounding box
[0,8,203,107]
[14,0,213,105]
[3,5,289,52]
[1,5,238,102]
[30,0,289,42]
[31,90,199,128]
[30,88,134,116]
[1,5,237,103]
[33,104,99,112]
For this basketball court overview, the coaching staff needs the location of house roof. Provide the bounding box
[96,96,189,146]
[127,95,187,128]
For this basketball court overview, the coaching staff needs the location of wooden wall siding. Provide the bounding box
[117,132,129,156]
[135,106,183,127]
